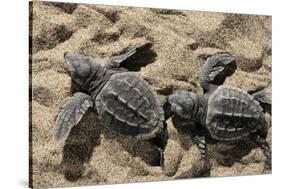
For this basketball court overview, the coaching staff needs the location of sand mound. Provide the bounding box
[29,1,271,188]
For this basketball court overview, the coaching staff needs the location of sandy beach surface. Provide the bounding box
[29,1,272,188]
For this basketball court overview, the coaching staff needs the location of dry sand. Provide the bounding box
[29,1,272,188]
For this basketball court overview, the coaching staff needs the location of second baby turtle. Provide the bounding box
[167,53,271,160]
[54,45,167,165]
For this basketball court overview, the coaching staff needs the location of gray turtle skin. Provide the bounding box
[54,47,166,165]
[168,53,271,160]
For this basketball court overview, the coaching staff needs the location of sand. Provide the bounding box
[29,1,272,188]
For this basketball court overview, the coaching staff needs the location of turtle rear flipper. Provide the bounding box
[255,135,271,165]
[54,92,93,141]
[148,125,169,166]
[192,135,207,159]
[251,86,272,114]
[198,53,237,93]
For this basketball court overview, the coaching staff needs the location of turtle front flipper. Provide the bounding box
[106,42,153,70]
[251,86,272,114]
[198,53,237,93]
[54,92,93,141]
[106,48,137,69]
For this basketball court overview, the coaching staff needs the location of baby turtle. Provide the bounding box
[167,53,271,160]
[54,46,167,165]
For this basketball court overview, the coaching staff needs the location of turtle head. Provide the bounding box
[64,52,94,86]
[168,91,198,120]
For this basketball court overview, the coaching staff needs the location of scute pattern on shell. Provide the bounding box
[206,86,265,141]
[95,72,165,139]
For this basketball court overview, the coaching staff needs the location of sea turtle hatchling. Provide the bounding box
[167,53,271,160]
[54,46,167,165]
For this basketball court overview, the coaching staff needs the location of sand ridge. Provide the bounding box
[30,1,272,188]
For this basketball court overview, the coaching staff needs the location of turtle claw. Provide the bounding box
[54,92,93,141]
